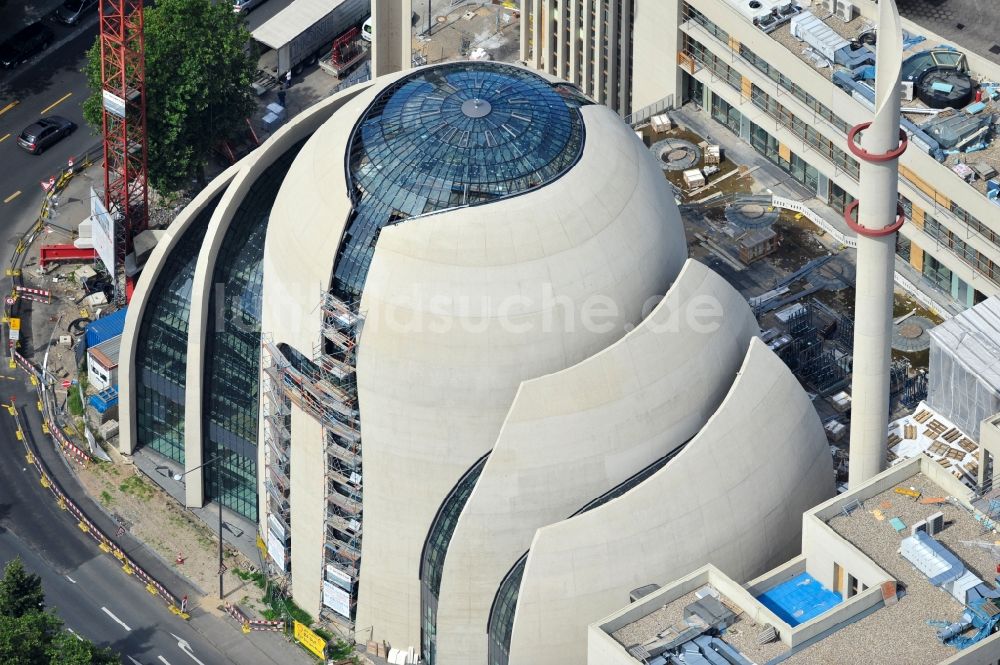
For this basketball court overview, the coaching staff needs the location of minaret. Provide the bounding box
[847,0,908,486]
[372,0,413,77]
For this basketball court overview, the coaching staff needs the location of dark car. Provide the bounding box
[16,116,76,154]
[0,22,54,69]
[55,0,98,26]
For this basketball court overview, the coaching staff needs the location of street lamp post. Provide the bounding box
[174,455,226,600]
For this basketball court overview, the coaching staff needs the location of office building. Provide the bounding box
[522,0,1000,309]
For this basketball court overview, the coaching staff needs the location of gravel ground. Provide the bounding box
[784,472,994,664]
[612,590,702,648]
[611,589,789,663]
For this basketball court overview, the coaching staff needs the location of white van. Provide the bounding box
[361,16,373,42]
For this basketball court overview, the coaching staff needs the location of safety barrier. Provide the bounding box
[224,601,287,633]
[12,350,92,464]
[1,149,191,622]
[770,196,858,249]
[10,405,187,619]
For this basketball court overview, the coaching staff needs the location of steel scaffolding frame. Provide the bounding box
[260,292,363,631]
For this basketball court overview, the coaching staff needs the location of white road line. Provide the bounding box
[127,658,143,665]
[158,657,172,665]
[101,606,132,631]
[66,627,84,641]
[65,575,76,583]
[169,633,206,665]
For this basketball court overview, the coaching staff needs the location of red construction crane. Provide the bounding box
[98,0,148,305]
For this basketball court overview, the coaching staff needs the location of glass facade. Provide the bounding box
[134,196,221,463]
[487,555,526,665]
[202,141,306,522]
[486,448,686,665]
[335,63,587,300]
[419,455,489,665]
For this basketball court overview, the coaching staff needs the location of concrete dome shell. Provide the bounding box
[123,59,688,647]
[255,63,686,644]
[350,101,687,646]
[505,339,835,664]
[432,259,760,664]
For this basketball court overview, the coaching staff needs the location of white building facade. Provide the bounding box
[521,0,1000,309]
[119,60,834,663]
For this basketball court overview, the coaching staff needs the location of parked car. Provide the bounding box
[16,116,76,154]
[0,22,54,69]
[54,0,98,26]
[233,0,268,13]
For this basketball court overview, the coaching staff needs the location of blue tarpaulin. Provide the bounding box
[84,308,127,347]
[89,386,119,414]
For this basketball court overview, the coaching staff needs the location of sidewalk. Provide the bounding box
[671,103,965,318]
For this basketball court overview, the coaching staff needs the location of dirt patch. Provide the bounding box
[76,459,269,617]
[642,126,753,202]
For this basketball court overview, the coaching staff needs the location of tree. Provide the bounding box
[0,557,45,617]
[0,559,118,664]
[84,0,258,193]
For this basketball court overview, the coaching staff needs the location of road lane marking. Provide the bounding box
[101,606,132,631]
[0,101,17,117]
[170,633,205,665]
[67,627,84,641]
[39,93,72,116]
[128,658,143,665]
[65,575,76,583]
[0,134,9,143]
[4,191,21,203]
[158,657,172,665]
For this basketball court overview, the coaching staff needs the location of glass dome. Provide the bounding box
[333,62,588,299]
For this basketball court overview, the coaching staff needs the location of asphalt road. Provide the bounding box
[0,368,244,664]
[0,0,299,226]
[0,19,101,227]
[0,526,236,665]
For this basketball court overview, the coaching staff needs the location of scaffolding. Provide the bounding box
[260,292,363,632]
[261,341,292,578]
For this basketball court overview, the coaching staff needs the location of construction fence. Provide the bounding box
[9,396,188,619]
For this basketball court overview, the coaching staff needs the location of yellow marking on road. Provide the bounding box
[0,101,17,117]
[4,191,21,204]
[40,93,72,116]
[0,134,9,143]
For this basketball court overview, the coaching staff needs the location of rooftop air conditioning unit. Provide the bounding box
[901,81,914,101]
[837,0,855,21]
[820,0,836,13]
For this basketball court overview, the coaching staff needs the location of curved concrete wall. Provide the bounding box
[119,162,240,457]
[433,259,758,664]
[257,74,404,619]
[182,81,373,507]
[507,338,835,664]
[352,102,688,647]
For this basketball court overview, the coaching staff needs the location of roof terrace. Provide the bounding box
[589,455,1000,665]
[767,4,1000,199]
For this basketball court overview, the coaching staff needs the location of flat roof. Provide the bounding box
[610,589,790,664]
[89,334,121,369]
[252,0,353,49]
[762,10,1000,199]
[784,471,995,664]
[888,401,979,485]
[896,0,1000,67]
[603,462,1000,664]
